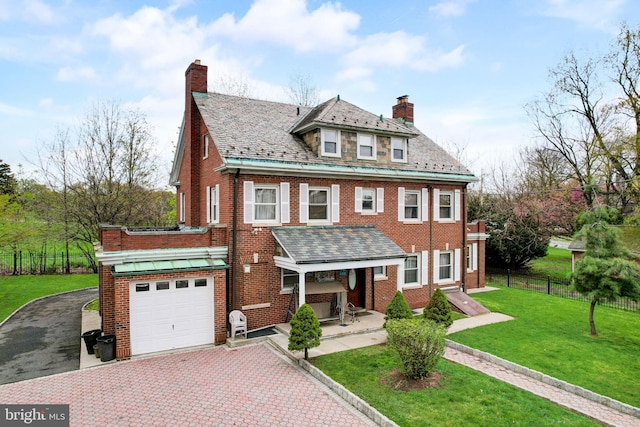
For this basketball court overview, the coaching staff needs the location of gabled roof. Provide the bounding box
[271,225,406,264]
[174,91,476,183]
[291,96,420,137]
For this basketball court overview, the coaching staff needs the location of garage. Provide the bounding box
[129,276,214,355]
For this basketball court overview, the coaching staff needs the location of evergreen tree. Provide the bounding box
[0,160,16,196]
[288,303,322,360]
[423,288,453,328]
[384,291,413,327]
[572,221,640,336]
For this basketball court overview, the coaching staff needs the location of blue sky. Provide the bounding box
[1,0,638,187]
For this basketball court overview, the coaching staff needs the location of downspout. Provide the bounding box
[461,183,468,293]
[230,169,240,316]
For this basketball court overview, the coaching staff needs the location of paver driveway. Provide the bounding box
[0,344,375,426]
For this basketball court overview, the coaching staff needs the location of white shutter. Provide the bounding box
[472,243,478,271]
[376,188,384,213]
[331,184,340,223]
[214,184,220,223]
[397,261,404,291]
[300,183,309,223]
[421,188,429,222]
[454,248,461,282]
[454,189,461,221]
[398,187,405,221]
[355,187,362,213]
[281,182,290,223]
[433,188,440,221]
[421,250,428,286]
[243,181,254,224]
[433,249,440,283]
[205,186,211,223]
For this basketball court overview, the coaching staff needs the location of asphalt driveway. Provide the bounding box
[0,287,98,385]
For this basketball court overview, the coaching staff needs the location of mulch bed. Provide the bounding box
[381,369,445,391]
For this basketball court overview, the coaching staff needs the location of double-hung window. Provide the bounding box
[321,129,340,157]
[357,134,376,160]
[179,192,186,222]
[254,186,279,222]
[300,184,339,224]
[308,188,329,221]
[404,255,419,285]
[282,269,298,291]
[404,191,419,220]
[439,192,452,220]
[433,188,461,222]
[206,184,220,224]
[398,187,429,222]
[355,187,384,214]
[439,251,453,282]
[391,137,407,162]
[434,248,461,284]
[203,134,209,159]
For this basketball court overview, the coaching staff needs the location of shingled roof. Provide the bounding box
[191,91,476,181]
[272,225,406,264]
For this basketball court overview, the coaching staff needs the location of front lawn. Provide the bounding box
[450,286,640,407]
[0,274,97,322]
[313,345,598,426]
[528,246,572,278]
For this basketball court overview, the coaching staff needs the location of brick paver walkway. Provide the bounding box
[0,344,374,427]
[444,347,640,427]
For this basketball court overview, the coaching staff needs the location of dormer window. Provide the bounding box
[357,134,376,160]
[391,137,407,162]
[321,129,340,157]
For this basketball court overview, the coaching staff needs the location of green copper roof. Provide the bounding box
[113,258,227,277]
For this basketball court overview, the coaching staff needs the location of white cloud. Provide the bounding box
[540,0,624,31]
[338,31,464,83]
[429,0,477,17]
[24,0,55,24]
[0,102,32,116]
[56,66,97,82]
[210,0,360,52]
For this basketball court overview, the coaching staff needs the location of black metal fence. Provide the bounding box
[486,268,639,312]
[0,250,96,275]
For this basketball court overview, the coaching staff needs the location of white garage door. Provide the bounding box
[130,277,214,355]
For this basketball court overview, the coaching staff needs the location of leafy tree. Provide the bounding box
[386,318,445,380]
[0,160,16,196]
[571,221,640,336]
[288,303,322,360]
[423,288,453,328]
[384,291,413,327]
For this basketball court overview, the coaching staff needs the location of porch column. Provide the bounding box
[298,272,306,307]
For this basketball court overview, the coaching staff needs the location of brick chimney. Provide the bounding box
[183,60,208,226]
[392,95,414,124]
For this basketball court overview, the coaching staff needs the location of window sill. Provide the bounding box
[374,275,388,281]
[401,284,423,290]
[280,289,294,295]
[253,222,282,227]
[402,220,423,225]
[360,211,378,216]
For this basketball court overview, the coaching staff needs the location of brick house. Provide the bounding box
[95,60,487,360]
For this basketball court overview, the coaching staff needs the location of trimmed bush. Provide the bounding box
[384,291,413,327]
[288,303,322,360]
[386,318,446,379]
[423,288,453,328]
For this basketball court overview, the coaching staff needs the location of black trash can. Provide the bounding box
[96,334,116,362]
[81,329,102,355]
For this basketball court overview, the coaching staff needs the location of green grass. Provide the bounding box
[450,286,640,407]
[313,345,598,426]
[528,246,572,278]
[85,298,99,311]
[0,274,97,322]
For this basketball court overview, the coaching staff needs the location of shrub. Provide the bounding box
[384,291,413,327]
[423,288,453,328]
[386,318,446,379]
[288,303,322,360]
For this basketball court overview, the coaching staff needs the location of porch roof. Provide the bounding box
[271,225,406,264]
[112,258,227,277]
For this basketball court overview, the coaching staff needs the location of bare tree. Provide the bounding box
[285,71,319,107]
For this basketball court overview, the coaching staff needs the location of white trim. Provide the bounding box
[454,189,461,221]
[397,187,405,221]
[421,250,429,286]
[179,192,186,223]
[214,184,220,224]
[355,187,363,213]
[274,255,404,275]
[433,249,440,283]
[206,185,211,223]
[401,253,420,289]
[376,187,384,213]
[357,133,376,160]
[391,137,407,163]
[421,188,429,222]
[96,246,229,265]
[203,134,209,159]
[467,232,490,241]
[241,302,271,310]
[454,248,461,281]
[321,128,341,157]
[253,184,280,224]
[433,188,440,221]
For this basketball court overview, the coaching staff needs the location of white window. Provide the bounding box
[300,184,339,224]
[206,184,220,224]
[244,181,290,224]
[179,192,186,222]
[282,269,298,291]
[321,129,340,157]
[355,187,384,214]
[391,137,407,162]
[434,248,461,284]
[357,134,376,160]
[467,243,478,272]
[373,266,387,279]
[433,188,461,222]
[404,255,419,285]
[404,191,420,220]
[203,134,209,159]
[254,185,279,222]
[398,187,429,222]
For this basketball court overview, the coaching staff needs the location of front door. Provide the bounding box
[347,268,366,308]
